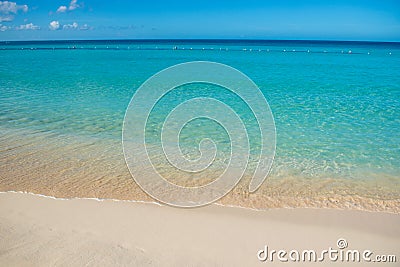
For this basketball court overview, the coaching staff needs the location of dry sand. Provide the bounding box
[0,192,399,266]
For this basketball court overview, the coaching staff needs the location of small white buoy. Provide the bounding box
[348,50,352,54]
[389,52,392,55]
[307,50,310,53]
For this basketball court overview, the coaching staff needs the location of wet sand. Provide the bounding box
[1,127,399,213]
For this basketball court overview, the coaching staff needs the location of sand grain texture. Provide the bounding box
[0,192,399,266]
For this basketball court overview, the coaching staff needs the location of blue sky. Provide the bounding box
[0,0,399,41]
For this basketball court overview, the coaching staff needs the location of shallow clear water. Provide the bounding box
[1,40,399,211]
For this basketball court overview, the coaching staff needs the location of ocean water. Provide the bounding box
[1,40,399,211]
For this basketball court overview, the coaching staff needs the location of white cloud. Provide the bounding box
[47,20,91,31]
[79,23,92,30]
[56,5,67,13]
[0,1,27,22]
[0,1,28,14]
[56,0,80,13]
[16,22,39,30]
[0,14,12,21]
[0,23,9,31]
[49,20,60,30]
[68,0,78,11]
[63,21,78,30]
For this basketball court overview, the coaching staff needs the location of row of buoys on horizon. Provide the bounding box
[5,46,394,55]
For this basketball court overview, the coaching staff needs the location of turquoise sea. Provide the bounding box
[1,40,399,211]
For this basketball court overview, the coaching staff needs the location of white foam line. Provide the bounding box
[0,190,264,211]
[213,202,266,212]
[0,190,163,206]
[0,190,397,214]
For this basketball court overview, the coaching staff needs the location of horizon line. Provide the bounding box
[1,38,400,44]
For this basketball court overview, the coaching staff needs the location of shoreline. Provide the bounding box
[1,125,399,214]
[1,190,399,215]
[1,191,399,266]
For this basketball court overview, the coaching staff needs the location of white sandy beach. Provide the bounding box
[0,192,399,266]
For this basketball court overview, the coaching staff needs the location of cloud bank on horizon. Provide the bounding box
[0,0,399,41]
